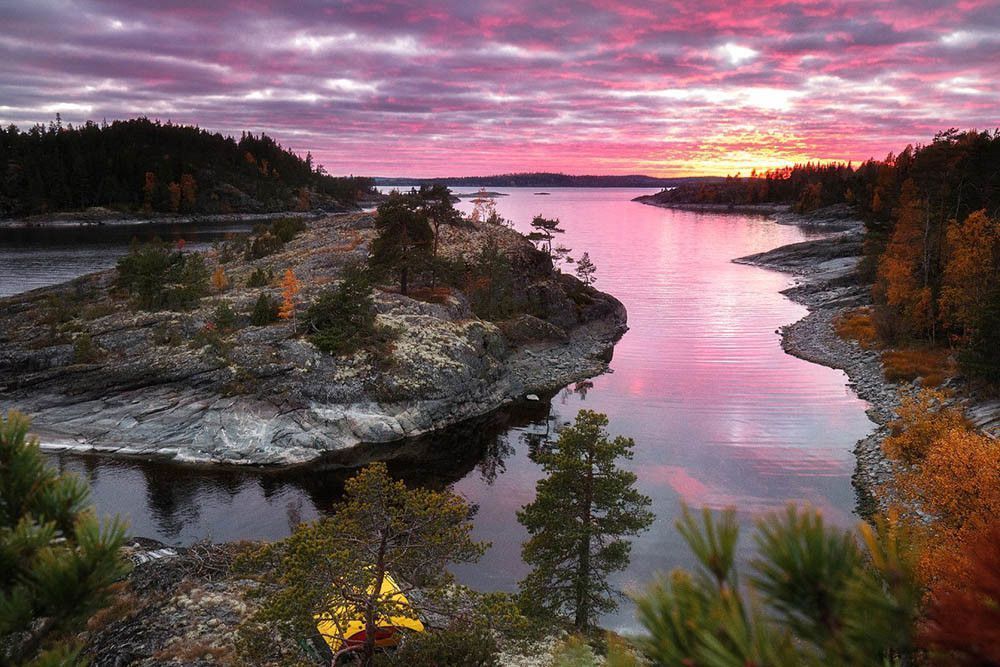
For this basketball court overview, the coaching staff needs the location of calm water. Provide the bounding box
[3,189,874,630]
[0,221,256,297]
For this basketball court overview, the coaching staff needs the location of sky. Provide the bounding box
[1,1,998,177]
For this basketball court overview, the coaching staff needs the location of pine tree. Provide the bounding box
[0,411,128,665]
[370,190,434,296]
[527,215,565,258]
[518,410,653,630]
[612,506,921,667]
[575,252,597,286]
[238,463,487,666]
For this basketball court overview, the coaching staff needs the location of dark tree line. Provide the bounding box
[0,117,376,217]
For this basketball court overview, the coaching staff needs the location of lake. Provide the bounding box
[2,188,874,630]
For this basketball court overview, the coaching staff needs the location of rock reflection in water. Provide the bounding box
[46,398,553,544]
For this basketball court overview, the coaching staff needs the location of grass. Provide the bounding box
[881,347,956,387]
[408,286,453,304]
[834,307,878,349]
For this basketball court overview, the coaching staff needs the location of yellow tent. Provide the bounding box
[315,573,424,653]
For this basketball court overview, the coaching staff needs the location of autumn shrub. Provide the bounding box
[407,286,452,304]
[834,307,878,349]
[882,389,966,465]
[882,389,1000,584]
[249,292,279,326]
[881,348,955,387]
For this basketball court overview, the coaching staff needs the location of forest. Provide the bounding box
[0,117,376,217]
[650,129,1000,384]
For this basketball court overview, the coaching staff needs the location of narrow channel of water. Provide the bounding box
[3,188,874,629]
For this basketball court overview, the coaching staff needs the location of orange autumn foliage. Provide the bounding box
[211,266,229,291]
[919,520,1000,665]
[278,269,300,320]
[834,307,878,349]
[167,181,181,212]
[939,209,1000,338]
[883,390,1000,585]
[180,173,197,209]
[880,348,955,388]
[882,389,966,465]
[874,179,934,337]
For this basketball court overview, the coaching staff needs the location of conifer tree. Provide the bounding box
[518,410,653,630]
[370,190,434,296]
[612,506,921,667]
[239,462,487,667]
[575,252,597,286]
[0,411,128,665]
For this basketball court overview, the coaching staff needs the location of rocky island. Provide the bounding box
[0,213,626,466]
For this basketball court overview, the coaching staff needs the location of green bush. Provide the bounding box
[244,218,307,260]
[245,232,283,260]
[250,292,280,326]
[302,265,381,355]
[116,240,209,311]
[246,267,273,287]
[212,301,238,333]
[72,332,103,363]
[377,622,499,667]
[270,216,307,243]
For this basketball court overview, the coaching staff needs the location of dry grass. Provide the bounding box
[86,582,141,632]
[407,286,453,304]
[330,230,364,253]
[153,639,234,664]
[882,347,957,387]
[834,307,879,349]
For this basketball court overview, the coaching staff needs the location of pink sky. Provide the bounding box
[1,0,998,176]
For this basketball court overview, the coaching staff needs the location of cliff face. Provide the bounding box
[0,214,626,465]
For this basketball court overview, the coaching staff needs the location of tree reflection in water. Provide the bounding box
[45,396,558,544]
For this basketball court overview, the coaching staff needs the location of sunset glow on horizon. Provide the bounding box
[2,0,998,177]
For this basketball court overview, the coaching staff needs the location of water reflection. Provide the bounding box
[47,399,551,543]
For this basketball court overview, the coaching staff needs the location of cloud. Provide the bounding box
[0,0,995,176]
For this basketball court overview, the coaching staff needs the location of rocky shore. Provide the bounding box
[727,204,999,511]
[0,213,626,466]
[732,215,896,510]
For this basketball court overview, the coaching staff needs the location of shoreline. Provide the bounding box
[2,213,627,468]
[639,200,896,513]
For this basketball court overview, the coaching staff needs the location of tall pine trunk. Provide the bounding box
[574,454,594,629]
